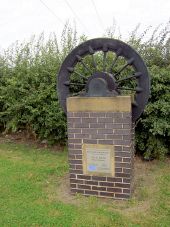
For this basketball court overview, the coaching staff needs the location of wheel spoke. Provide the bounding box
[67,67,87,80]
[110,55,119,73]
[74,71,88,80]
[72,89,85,96]
[117,72,142,83]
[109,48,122,73]
[76,55,92,74]
[81,61,92,74]
[102,44,108,72]
[91,54,97,71]
[114,58,134,77]
[136,87,143,93]
[132,101,138,107]
[117,87,136,91]
[89,46,97,71]
[103,52,107,72]
[67,67,74,73]
[64,81,86,86]
[117,86,143,92]
[89,46,95,54]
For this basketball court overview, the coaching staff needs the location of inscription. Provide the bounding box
[86,148,110,173]
[83,144,115,176]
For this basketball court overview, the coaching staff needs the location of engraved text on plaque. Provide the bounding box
[82,144,115,176]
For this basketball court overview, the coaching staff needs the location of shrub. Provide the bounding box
[0,24,78,143]
[0,23,169,158]
[127,24,170,159]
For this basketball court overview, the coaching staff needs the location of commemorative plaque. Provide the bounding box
[82,144,115,176]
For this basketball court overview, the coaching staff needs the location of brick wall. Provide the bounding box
[67,111,134,200]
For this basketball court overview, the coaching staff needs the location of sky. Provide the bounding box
[0,0,170,49]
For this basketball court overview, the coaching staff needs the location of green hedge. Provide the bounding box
[0,24,169,158]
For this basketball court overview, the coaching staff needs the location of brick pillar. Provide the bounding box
[67,96,134,200]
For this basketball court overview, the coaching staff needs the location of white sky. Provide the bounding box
[0,0,170,49]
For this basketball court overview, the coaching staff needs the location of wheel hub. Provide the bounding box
[86,72,118,96]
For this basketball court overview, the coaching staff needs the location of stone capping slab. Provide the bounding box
[67,96,132,112]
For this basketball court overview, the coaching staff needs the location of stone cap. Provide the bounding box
[67,96,131,112]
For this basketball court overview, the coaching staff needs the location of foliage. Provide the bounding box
[0,22,170,158]
[136,66,170,159]
[0,24,78,144]
[127,23,170,159]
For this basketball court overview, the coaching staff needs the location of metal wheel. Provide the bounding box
[58,38,150,121]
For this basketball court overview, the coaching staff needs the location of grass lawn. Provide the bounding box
[0,140,170,227]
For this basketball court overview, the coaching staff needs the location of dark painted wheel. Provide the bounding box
[57,38,150,121]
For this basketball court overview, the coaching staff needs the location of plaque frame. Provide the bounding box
[82,144,115,177]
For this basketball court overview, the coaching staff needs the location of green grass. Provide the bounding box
[0,141,170,226]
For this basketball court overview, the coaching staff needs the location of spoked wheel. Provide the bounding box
[58,38,150,122]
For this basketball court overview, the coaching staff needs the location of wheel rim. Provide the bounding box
[58,38,150,122]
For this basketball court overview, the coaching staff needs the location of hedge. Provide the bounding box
[0,23,169,158]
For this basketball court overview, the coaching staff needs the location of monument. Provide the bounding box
[58,38,150,199]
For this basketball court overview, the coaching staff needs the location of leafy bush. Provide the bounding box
[127,24,170,159]
[0,23,169,158]
[0,24,77,143]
